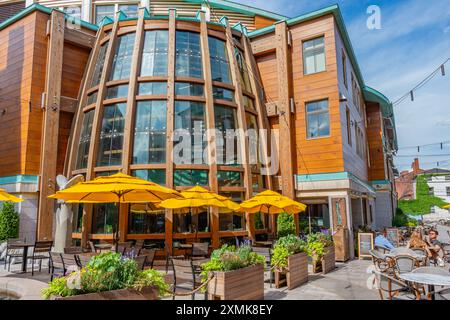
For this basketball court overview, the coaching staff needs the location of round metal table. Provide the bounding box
[398,272,450,300]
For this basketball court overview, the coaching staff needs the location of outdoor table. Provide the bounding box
[398,272,450,300]
[9,242,34,273]
[94,243,113,252]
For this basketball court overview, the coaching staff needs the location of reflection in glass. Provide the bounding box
[175,31,202,78]
[219,192,245,231]
[173,211,209,233]
[213,86,234,102]
[106,84,129,99]
[209,36,231,83]
[110,33,135,81]
[214,105,239,165]
[138,82,167,95]
[306,99,330,138]
[141,31,168,76]
[91,43,108,87]
[92,203,117,234]
[132,101,167,164]
[174,170,208,186]
[217,171,242,187]
[87,91,98,105]
[76,110,95,169]
[97,103,126,166]
[175,82,204,97]
[132,169,166,185]
[128,207,165,234]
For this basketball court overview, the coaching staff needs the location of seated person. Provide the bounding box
[425,229,445,267]
[375,229,395,250]
[406,229,432,257]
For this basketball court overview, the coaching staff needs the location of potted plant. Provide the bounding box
[306,232,335,274]
[42,252,169,300]
[271,235,308,289]
[201,245,265,300]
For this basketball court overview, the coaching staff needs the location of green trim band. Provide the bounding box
[0,175,39,185]
[296,172,376,194]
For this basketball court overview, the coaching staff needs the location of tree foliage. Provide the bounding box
[0,202,20,241]
[398,174,448,216]
[277,212,296,238]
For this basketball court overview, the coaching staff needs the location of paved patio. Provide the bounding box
[0,258,379,300]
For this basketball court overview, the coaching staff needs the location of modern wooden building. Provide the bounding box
[0,2,397,257]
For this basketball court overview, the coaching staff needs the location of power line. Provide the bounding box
[392,57,449,106]
[397,140,450,151]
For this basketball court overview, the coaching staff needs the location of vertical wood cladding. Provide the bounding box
[366,102,386,181]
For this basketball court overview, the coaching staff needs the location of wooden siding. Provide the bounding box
[366,102,386,181]
[254,15,275,30]
[0,11,40,176]
[289,15,344,175]
[0,0,25,24]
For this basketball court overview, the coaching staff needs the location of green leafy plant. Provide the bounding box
[398,175,448,215]
[201,245,265,282]
[277,212,296,238]
[271,235,307,271]
[42,252,169,299]
[306,232,333,262]
[392,208,418,227]
[0,202,20,241]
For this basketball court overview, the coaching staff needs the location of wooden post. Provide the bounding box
[224,20,254,241]
[199,11,220,248]
[37,11,65,241]
[275,21,297,233]
[118,8,146,242]
[165,9,177,254]
[80,19,120,247]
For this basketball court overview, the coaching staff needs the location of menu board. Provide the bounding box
[386,228,399,247]
[358,233,374,259]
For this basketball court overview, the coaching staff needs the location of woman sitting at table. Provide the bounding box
[406,229,432,257]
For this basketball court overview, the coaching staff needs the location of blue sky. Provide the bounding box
[238,0,450,172]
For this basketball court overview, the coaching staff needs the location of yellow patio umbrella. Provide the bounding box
[443,204,450,209]
[0,189,23,203]
[49,173,182,241]
[237,190,306,214]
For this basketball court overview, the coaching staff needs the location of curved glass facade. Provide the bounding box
[70,18,268,246]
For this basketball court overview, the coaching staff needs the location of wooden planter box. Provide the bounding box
[322,246,336,274]
[207,264,264,300]
[275,252,308,290]
[312,246,336,274]
[54,286,159,300]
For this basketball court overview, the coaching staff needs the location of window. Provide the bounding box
[218,171,243,187]
[209,36,231,83]
[87,91,98,105]
[175,82,204,97]
[252,174,266,190]
[342,49,348,88]
[138,82,167,96]
[173,210,209,233]
[213,86,234,102]
[175,31,202,78]
[132,169,166,186]
[214,105,240,165]
[246,113,260,171]
[306,99,330,138]
[303,37,325,75]
[92,203,117,234]
[91,43,108,87]
[219,192,245,231]
[106,85,129,99]
[128,206,165,234]
[110,33,135,80]
[97,103,126,166]
[75,110,95,169]
[346,107,352,145]
[119,4,138,18]
[429,187,434,196]
[141,31,168,76]
[235,48,251,92]
[243,96,255,110]
[95,5,115,24]
[132,101,167,164]
[446,187,450,196]
[355,126,365,158]
[63,6,81,19]
[174,101,206,164]
[300,204,330,232]
[72,204,84,233]
[174,170,208,186]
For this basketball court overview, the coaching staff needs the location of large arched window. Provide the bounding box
[91,42,108,87]
[75,110,95,169]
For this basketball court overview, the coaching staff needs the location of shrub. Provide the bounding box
[271,235,307,271]
[277,212,296,238]
[0,202,20,241]
[306,232,333,262]
[393,207,418,227]
[201,245,265,282]
[42,252,169,299]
